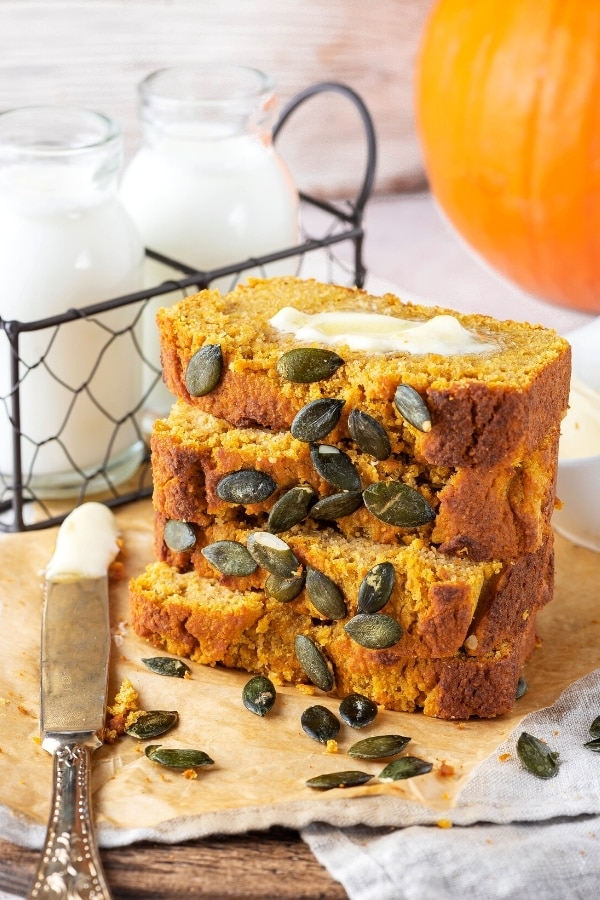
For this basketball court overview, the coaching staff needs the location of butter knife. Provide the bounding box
[28,502,120,900]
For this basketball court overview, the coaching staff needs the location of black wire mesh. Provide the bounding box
[0,82,377,532]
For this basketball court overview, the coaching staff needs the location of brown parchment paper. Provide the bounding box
[0,499,599,849]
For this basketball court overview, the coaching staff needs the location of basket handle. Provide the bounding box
[273,81,377,218]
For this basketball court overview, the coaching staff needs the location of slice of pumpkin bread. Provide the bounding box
[151,401,559,562]
[157,276,570,468]
[129,560,538,720]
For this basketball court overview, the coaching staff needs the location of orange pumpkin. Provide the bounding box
[415,0,600,313]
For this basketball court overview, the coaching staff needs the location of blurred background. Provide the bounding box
[0,0,432,199]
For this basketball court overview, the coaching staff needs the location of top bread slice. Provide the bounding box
[157,276,571,469]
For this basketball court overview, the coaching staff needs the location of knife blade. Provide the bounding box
[28,502,120,900]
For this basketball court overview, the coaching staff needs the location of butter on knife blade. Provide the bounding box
[28,502,119,900]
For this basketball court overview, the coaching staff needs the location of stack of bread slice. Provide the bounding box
[129,277,570,718]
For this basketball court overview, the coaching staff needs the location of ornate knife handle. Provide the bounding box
[28,735,112,900]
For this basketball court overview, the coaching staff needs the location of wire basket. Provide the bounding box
[0,82,377,532]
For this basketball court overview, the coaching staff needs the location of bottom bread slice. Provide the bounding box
[129,560,537,720]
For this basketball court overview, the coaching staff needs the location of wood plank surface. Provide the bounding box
[0,830,348,899]
[0,0,432,197]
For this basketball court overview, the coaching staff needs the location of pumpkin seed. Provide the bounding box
[216,469,277,505]
[348,409,391,460]
[185,344,223,397]
[589,715,600,739]
[125,710,179,740]
[344,613,403,649]
[378,756,433,782]
[394,383,432,433]
[306,770,373,791]
[242,675,277,717]
[583,737,600,753]
[276,347,344,383]
[163,519,196,552]
[294,634,335,693]
[305,566,347,620]
[515,675,528,699]
[357,562,395,614]
[309,490,363,521]
[145,745,214,769]
[265,572,306,603]
[247,531,301,578]
[291,398,345,442]
[141,657,191,679]
[201,540,258,576]
[516,731,560,779]
[348,734,410,759]
[339,693,379,729]
[301,704,341,744]
[363,481,436,528]
[267,485,317,533]
[310,443,361,491]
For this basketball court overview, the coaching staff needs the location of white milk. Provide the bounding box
[0,108,144,497]
[119,66,300,423]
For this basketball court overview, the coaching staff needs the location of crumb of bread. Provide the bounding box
[295,684,316,696]
[326,739,338,754]
[104,678,144,740]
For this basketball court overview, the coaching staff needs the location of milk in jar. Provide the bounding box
[119,65,300,423]
[0,106,144,498]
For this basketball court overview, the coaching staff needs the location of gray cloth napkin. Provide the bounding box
[302,667,600,899]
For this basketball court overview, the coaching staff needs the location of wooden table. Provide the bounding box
[0,830,346,899]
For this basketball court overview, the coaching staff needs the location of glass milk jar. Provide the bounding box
[0,106,144,499]
[119,64,300,422]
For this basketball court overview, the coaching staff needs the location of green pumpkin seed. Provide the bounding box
[348,734,410,759]
[125,710,179,740]
[344,613,403,649]
[348,409,391,460]
[516,675,528,699]
[294,634,335,692]
[589,715,600,739]
[301,704,341,744]
[247,531,301,577]
[339,693,379,729]
[201,540,258,576]
[145,744,214,769]
[276,347,344,383]
[516,732,560,779]
[163,519,196,552]
[242,675,277,717]
[357,562,395,614]
[267,485,317,533]
[378,756,433,782]
[310,443,361,491]
[291,398,345,442]
[309,490,363,521]
[265,572,306,603]
[584,737,600,752]
[216,469,277,505]
[363,481,436,528]
[141,657,191,679]
[394,384,432,433]
[306,770,373,791]
[185,344,223,397]
[305,566,346,620]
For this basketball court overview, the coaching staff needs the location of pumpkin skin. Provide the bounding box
[415,0,600,313]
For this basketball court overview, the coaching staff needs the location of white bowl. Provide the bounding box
[553,318,600,552]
